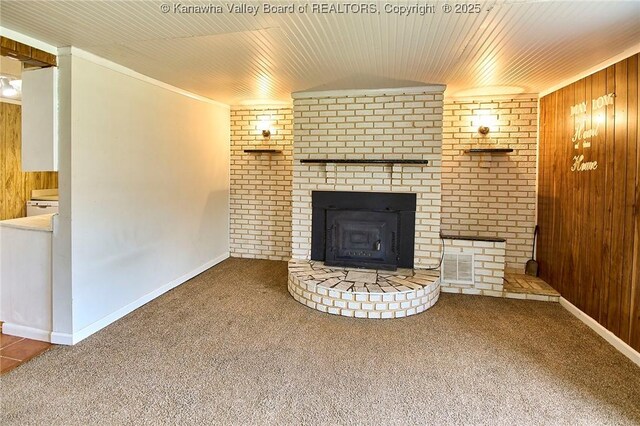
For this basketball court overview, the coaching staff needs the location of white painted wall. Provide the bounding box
[54,50,230,341]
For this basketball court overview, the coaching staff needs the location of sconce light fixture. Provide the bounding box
[474,111,496,137]
[478,125,490,135]
[257,117,272,140]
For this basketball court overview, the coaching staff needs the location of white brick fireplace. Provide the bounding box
[287,84,446,318]
[291,85,446,267]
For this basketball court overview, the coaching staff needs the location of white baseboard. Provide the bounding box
[53,252,229,346]
[2,323,52,343]
[560,297,640,368]
[50,332,73,345]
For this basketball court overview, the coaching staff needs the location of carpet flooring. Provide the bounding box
[2,257,639,425]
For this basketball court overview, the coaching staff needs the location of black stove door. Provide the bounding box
[325,210,398,270]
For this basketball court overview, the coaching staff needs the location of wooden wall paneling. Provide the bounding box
[567,84,580,304]
[576,76,588,313]
[537,95,550,278]
[547,91,561,293]
[606,63,623,334]
[559,85,573,300]
[5,103,22,218]
[585,71,608,322]
[549,91,561,294]
[3,103,25,219]
[537,97,546,271]
[540,95,552,286]
[582,74,596,319]
[629,55,640,349]
[597,66,615,329]
[587,69,602,320]
[623,60,635,340]
[0,102,5,218]
[539,53,640,351]
[10,102,21,219]
[609,59,629,337]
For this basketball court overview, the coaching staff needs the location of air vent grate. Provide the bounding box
[442,253,474,285]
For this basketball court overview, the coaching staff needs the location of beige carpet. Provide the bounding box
[2,258,639,425]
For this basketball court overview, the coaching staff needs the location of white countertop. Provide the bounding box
[30,195,59,202]
[0,214,55,232]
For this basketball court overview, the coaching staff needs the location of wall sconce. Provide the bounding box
[257,117,272,140]
[474,111,496,137]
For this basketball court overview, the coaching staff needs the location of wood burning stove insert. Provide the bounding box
[311,191,416,270]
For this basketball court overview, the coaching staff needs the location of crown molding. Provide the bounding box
[58,47,229,109]
[292,84,446,99]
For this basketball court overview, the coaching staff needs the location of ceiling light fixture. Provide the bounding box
[0,76,21,98]
[2,86,18,98]
[9,79,22,92]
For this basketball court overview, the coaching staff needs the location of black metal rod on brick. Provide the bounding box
[300,159,429,165]
[464,148,513,153]
[243,149,282,154]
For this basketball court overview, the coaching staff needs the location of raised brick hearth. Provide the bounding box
[288,259,440,318]
[288,84,446,317]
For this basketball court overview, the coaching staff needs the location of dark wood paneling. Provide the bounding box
[538,54,640,351]
[0,102,58,220]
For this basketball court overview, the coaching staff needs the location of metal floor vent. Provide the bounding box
[442,253,474,284]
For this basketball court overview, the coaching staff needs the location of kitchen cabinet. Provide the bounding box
[21,66,58,171]
[0,214,54,342]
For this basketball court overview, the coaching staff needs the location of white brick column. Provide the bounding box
[441,95,538,270]
[230,106,293,260]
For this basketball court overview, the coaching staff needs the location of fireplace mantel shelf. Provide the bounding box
[300,159,429,165]
[244,149,283,154]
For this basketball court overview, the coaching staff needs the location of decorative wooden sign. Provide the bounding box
[568,92,614,172]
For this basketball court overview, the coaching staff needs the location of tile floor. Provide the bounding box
[0,332,51,374]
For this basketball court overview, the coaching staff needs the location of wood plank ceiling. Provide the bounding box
[1,0,639,105]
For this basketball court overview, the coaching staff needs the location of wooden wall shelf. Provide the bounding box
[464,148,513,153]
[300,159,429,165]
[440,232,506,243]
[244,149,282,154]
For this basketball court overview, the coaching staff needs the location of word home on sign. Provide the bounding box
[571,154,598,172]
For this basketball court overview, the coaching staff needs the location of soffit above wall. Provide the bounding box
[1,0,639,105]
